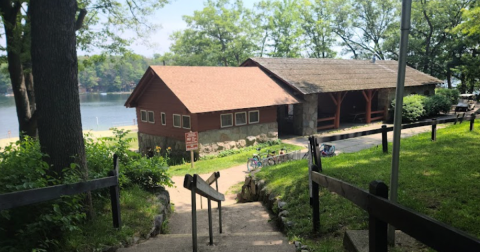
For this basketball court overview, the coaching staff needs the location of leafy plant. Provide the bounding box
[391,94,427,122]
[436,88,460,106]
[424,94,452,116]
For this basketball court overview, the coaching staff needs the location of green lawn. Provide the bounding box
[168,143,304,176]
[255,120,480,251]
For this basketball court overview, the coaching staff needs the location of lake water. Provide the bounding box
[0,93,136,139]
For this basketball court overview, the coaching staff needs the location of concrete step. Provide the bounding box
[169,202,278,234]
[118,202,296,252]
[118,232,295,252]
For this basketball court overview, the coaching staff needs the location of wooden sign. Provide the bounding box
[185,131,198,151]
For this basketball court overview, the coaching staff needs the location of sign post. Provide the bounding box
[185,131,199,169]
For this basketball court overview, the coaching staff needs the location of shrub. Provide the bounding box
[436,88,460,106]
[0,138,85,251]
[391,94,426,122]
[122,156,172,190]
[424,95,452,117]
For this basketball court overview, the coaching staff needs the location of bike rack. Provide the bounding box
[183,172,224,252]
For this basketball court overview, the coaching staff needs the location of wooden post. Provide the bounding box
[109,155,121,229]
[369,181,388,252]
[312,164,320,232]
[381,125,388,153]
[363,90,373,123]
[191,182,197,252]
[191,150,194,169]
[431,118,437,141]
[208,199,213,245]
[470,114,476,131]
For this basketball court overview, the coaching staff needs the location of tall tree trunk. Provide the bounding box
[1,2,37,139]
[31,0,86,177]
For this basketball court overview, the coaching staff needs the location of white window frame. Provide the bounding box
[220,113,233,128]
[182,115,191,129]
[148,111,155,123]
[235,112,247,126]
[249,110,260,124]
[140,110,147,122]
[161,112,166,126]
[173,114,181,128]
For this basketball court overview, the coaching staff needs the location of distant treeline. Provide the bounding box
[0,54,165,94]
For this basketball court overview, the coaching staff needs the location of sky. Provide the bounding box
[121,0,258,58]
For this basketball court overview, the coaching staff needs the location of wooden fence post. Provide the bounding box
[431,118,437,141]
[470,114,476,131]
[369,181,388,252]
[312,163,320,233]
[381,125,388,153]
[109,155,121,229]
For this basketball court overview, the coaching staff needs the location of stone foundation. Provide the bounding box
[138,122,278,157]
[199,122,278,156]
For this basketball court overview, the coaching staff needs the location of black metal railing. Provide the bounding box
[0,155,121,228]
[183,172,224,252]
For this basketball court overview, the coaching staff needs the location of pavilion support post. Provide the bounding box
[330,92,347,129]
[362,90,375,124]
[335,93,341,128]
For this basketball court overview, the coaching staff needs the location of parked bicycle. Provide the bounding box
[247,148,263,172]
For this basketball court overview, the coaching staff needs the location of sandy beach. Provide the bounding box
[0,125,138,149]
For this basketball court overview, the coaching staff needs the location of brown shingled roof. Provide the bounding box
[242,58,443,94]
[126,66,300,113]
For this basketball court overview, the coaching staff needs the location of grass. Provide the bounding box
[60,185,163,251]
[255,120,480,251]
[167,143,304,176]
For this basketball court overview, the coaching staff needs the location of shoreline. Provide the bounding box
[0,125,137,149]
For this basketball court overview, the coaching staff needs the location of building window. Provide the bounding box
[182,115,191,129]
[249,110,259,124]
[235,112,247,126]
[148,111,155,123]
[140,110,147,122]
[220,113,233,128]
[161,112,166,125]
[173,114,181,128]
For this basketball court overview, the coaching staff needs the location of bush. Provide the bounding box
[391,94,426,122]
[0,138,85,251]
[0,130,173,251]
[424,95,452,117]
[436,88,460,106]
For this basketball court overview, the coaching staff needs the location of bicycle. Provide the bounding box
[247,149,263,172]
[261,149,277,166]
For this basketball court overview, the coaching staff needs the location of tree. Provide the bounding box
[331,0,400,59]
[167,0,258,66]
[258,0,304,58]
[31,0,86,177]
[299,0,336,58]
[407,0,474,86]
[0,0,169,139]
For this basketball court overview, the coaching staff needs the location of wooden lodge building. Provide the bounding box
[126,58,442,155]
[124,66,300,156]
[241,58,443,136]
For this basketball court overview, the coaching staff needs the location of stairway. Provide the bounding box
[118,202,296,252]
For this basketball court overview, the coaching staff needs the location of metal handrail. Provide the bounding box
[183,172,225,252]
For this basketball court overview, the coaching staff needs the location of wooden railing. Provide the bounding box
[184,172,224,252]
[317,115,336,130]
[307,116,480,251]
[316,113,476,154]
[0,155,121,228]
[370,109,385,122]
[308,171,480,251]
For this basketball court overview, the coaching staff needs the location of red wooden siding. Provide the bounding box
[135,76,278,141]
[196,106,277,132]
[136,76,196,141]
